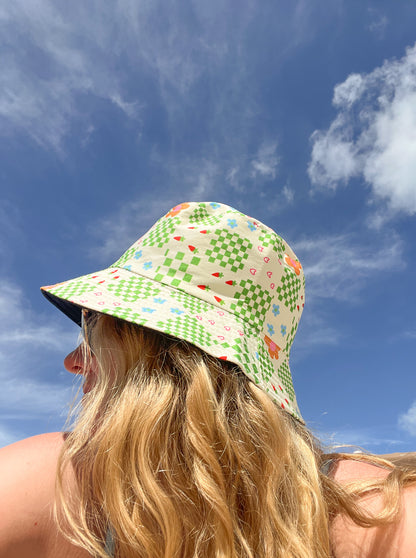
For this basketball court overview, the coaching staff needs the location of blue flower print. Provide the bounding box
[281,325,287,336]
[272,304,280,316]
[123,265,132,271]
[247,221,256,231]
[134,250,143,260]
[143,261,153,270]
[267,324,275,336]
[153,297,166,304]
[210,202,221,209]
[170,308,184,315]
[227,218,237,229]
[142,307,155,313]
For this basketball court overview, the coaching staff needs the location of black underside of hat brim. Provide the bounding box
[41,289,83,327]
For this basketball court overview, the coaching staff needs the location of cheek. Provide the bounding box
[82,367,98,394]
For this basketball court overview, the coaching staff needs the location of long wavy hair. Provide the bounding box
[56,312,416,558]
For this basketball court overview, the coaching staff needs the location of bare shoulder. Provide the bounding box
[330,459,416,558]
[0,432,65,557]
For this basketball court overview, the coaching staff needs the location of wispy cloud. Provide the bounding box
[251,141,279,180]
[403,329,416,340]
[0,279,78,445]
[89,142,283,263]
[88,196,179,263]
[295,231,404,302]
[0,282,75,351]
[367,8,388,38]
[308,43,416,220]
[398,401,416,436]
[319,426,404,452]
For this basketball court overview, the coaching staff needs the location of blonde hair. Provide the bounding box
[56,313,416,558]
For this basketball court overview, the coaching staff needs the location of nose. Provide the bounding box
[64,345,86,375]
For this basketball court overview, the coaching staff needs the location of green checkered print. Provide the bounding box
[277,360,295,402]
[205,229,253,272]
[47,278,95,299]
[113,245,141,268]
[276,269,302,312]
[255,340,275,384]
[170,288,211,313]
[101,306,149,325]
[284,319,298,355]
[157,315,214,348]
[141,216,180,248]
[153,251,200,288]
[230,279,273,331]
[106,278,161,302]
[258,230,286,259]
[188,205,223,227]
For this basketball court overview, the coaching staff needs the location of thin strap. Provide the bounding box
[104,527,115,557]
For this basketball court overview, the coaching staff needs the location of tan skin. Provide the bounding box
[0,346,415,558]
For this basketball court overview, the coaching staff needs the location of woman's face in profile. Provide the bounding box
[64,345,98,394]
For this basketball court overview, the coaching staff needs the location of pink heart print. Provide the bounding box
[267,271,272,278]
[257,246,264,252]
[263,257,270,263]
[250,268,257,275]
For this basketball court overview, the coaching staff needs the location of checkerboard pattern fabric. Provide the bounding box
[188,206,223,227]
[276,269,303,312]
[205,230,253,272]
[141,216,180,249]
[231,279,273,331]
[258,230,286,259]
[41,201,306,421]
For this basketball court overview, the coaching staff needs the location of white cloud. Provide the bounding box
[0,282,75,352]
[0,280,78,445]
[251,141,279,180]
[321,427,402,450]
[398,401,416,436]
[309,43,416,217]
[89,196,180,262]
[0,1,146,151]
[295,232,404,302]
[367,8,388,37]
[282,184,294,203]
[404,330,416,340]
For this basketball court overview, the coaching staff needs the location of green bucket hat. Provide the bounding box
[41,202,305,421]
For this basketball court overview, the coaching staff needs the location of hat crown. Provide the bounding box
[113,201,304,352]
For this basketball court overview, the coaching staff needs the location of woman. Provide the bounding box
[0,201,415,558]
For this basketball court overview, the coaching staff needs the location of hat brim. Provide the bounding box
[41,266,302,421]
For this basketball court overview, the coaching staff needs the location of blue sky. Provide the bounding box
[1,0,415,453]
